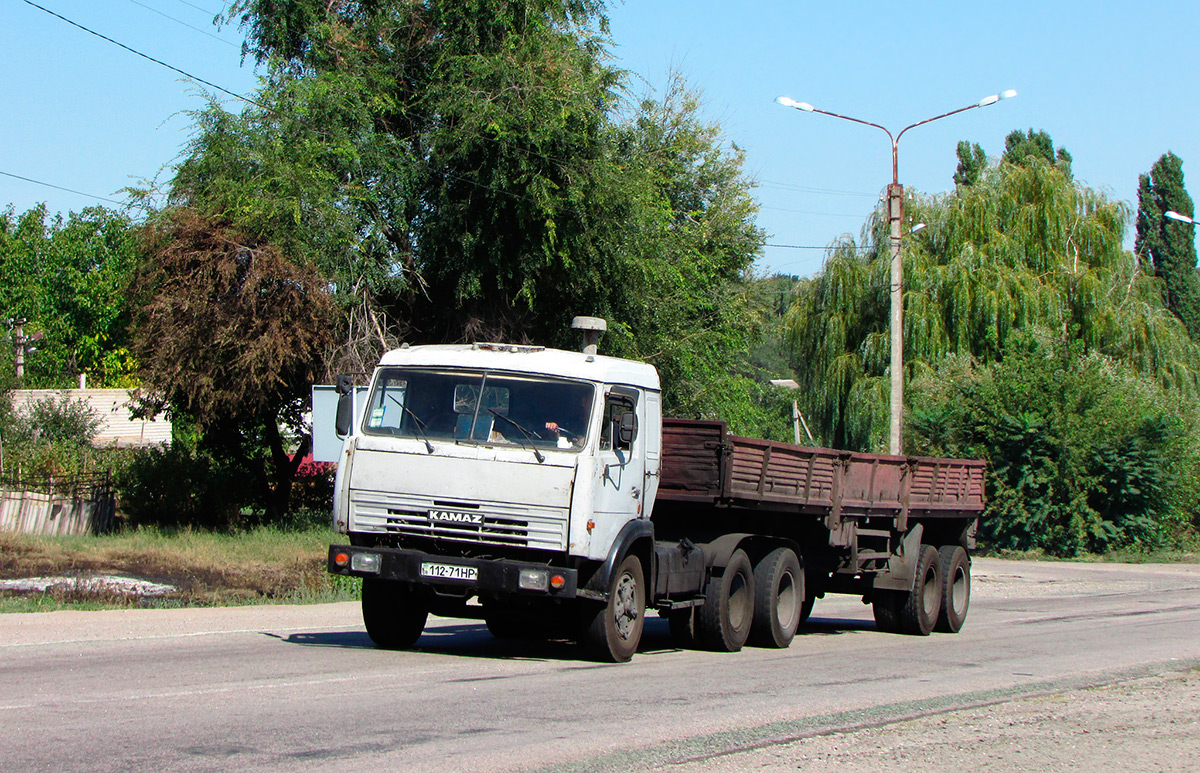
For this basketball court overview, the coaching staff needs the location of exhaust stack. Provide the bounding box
[571,316,607,355]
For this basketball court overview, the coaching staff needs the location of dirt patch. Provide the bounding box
[662,669,1200,772]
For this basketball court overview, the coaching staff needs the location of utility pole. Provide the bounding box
[775,90,1016,455]
[7,318,43,384]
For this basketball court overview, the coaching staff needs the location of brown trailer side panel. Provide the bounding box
[659,418,985,522]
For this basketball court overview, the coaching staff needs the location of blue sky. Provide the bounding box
[5,1,1200,278]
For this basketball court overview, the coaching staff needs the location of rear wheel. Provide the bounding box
[581,554,645,663]
[361,578,428,649]
[935,545,971,633]
[483,603,531,640]
[799,597,816,626]
[668,607,697,647]
[699,549,755,652]
[872,591,901,633]
[750,548,803,648]
[898,545,942,636]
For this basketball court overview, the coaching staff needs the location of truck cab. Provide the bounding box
[329,341,662,660]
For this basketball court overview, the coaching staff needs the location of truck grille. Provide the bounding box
[349,490,568,551]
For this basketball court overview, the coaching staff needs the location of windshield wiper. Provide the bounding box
[389,395,434,454]
[489,409,545,463]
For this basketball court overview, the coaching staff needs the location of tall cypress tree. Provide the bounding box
[1136,152,1200,339]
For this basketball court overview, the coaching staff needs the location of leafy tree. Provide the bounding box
[132,209,334,518]
[1002,128,1072,178]
[786,154,1199,453]
[953,141,986,187]
[0,205,141,387]
[1135,152,1200,338]
[179,2,766,425]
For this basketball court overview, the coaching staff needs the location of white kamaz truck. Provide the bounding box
[327,318,985,662]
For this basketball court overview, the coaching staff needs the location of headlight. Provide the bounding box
[518,568,548,591]
[351,552,382,573]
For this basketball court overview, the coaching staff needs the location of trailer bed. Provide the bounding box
[657,419,985,529]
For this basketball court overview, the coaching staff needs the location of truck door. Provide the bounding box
[590,388,647,553]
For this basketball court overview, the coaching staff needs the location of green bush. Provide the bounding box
[114,444,256,529]
[8,394,103,445]
[908,332,1200,556]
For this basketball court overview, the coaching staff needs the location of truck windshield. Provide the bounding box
[361,368,595,452]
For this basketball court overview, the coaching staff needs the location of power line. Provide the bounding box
[171,0,221,14]
[764,242,871,251]
[760,204,871,218]
[23,0,263,110]
[126,0,238,47]
[0,170,145,209]
[758,179,877,198]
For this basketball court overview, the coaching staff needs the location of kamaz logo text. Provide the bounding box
[430,510,484,525]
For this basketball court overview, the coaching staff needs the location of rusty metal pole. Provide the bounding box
[887,181,904,455]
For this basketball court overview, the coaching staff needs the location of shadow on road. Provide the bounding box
[264,614,876,662]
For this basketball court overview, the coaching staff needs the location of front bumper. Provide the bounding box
[327,545,581,598]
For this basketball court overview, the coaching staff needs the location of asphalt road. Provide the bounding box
[2,558,1198,772]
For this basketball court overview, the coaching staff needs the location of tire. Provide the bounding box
[668,607,697,647]
[361,577,428,649]
[898,544,942,636]
[582,554,645,663]
[699,549,755,652]
[799,597,816,626]
[936,545,971,633]
[872,591,901,633]
[750,548,804,648]
[483,604,527,640]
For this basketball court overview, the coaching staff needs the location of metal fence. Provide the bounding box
[0,472,116,536]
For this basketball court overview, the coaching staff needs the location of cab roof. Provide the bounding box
[376,344,661,391]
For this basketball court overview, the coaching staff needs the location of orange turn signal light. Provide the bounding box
[334,552,350,567]
[550,574,566,589]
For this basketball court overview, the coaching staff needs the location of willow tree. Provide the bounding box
[786,157,1200,452]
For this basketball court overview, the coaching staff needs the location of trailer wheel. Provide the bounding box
[898,545,942,636]
[935,545,971,633]
[361,578,428,649]
[750,548,804,648]
[699,549,755,652]
[582,554,645,663]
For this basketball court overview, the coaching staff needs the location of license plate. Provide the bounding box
[420,562,478,582]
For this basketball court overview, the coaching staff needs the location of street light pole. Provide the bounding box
[776,90,1016,455]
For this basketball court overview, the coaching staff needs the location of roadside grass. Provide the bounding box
[0,514,361,613]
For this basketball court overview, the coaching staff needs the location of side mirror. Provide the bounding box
[335,376,355,437]
[618,411,637,445]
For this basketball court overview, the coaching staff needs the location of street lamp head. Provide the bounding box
[978,89,1018,107]
[1166,210,1196,225]
[909,223,926,235]
[775,96,815,112]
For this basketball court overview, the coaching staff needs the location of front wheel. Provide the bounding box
[361,578,428,649]
[581,554,645,662]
